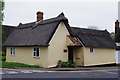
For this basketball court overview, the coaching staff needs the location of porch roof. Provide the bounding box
[67,35,82,46]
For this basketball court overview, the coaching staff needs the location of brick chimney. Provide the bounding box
[115,20,119,42]
[115,20,119,34]
[36,11,44,22]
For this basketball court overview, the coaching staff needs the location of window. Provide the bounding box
[33,47,40,57]
[64,49,67,52]
[90,48,94,53]
[11,47,15,56]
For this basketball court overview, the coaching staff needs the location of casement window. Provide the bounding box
[33,47,40,57]
[10,47,15,56]
[90,48,94,53]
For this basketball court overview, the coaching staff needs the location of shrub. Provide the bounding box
[2,56,6,61]
[0,55,6,61]
[57,60,62,68]
[0,51,6,56]
[57,60,76,68]
[0,51,6,61]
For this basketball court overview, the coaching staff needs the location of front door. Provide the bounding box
[68,47,73,62]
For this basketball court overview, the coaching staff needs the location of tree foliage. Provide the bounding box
[110,32,115,40]
[0,0,4,22]
[0,0,5,51]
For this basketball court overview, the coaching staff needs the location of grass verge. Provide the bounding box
[0,61,43,68]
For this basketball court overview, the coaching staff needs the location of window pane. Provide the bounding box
[13,48,15,55]
[11,48,12,55]
[33,47,39,57]
[33,47,36,56]
[33,47,35,52]
[36,48,39,57]
[33,52,36,56]
[90,48,94,53]
[11,48,15,55]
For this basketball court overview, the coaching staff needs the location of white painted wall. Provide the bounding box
[116,42,120,64]
[116,50,120,64]
[116,43,120,46]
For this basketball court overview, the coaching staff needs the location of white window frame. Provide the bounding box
[33,47,40,58]
[10,47,15,56]
[90,48,94,53]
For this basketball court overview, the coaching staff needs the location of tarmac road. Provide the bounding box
[1,66,120,78]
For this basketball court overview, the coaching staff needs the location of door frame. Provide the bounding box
[68,46,73,62]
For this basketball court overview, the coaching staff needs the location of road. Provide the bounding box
[1,67,120,78]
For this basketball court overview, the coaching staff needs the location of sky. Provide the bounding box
[3,0,119,32]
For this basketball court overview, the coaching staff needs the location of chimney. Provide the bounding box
[115,20,119,34]
[115,20,119,41]
[36,11,44,22]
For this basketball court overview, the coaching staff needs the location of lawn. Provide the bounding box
[0,56,42,68]
[0,61,42,68]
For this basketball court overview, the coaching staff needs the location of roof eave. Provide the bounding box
[84,45,117,49]
[3,44,49,47]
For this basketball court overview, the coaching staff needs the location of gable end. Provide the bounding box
[48,22,70,45]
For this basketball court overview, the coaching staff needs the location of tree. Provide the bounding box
[0,0,4,24]
[0,0,5,51]
[110,32,115,40]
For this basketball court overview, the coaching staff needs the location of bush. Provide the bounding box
[2,56,6,61]
[0,51,6,61]
[57,60,76,68]
[0,51,6,56]
[0,55,6,61]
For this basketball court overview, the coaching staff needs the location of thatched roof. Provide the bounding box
[3,13,68,46]
[3,12,117,48]
[70,27,117,48]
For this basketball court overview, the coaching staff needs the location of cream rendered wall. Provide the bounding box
[84,47,116,66]
[73,47,84,66]
[48,22,69,67]
[6,46,49,67]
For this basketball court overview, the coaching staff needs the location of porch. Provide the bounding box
[66,35,84,66]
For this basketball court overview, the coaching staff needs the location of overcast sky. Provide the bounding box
[3,0,119,32]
